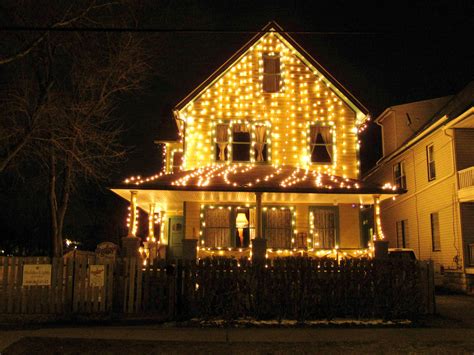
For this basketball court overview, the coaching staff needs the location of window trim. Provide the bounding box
[430,212,441,252]
[426,143,436,181]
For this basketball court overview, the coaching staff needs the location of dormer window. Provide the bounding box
[215,124,229,161]
[232,124,251,161]
[263,53,281,93]
[309,125,333,164]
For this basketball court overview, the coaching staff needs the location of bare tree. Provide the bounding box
[1,1,150,256]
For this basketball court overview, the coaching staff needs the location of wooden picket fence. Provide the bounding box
[0,255,115,315]
[0,255,435,321]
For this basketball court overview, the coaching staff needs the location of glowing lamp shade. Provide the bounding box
[235,213,249,229]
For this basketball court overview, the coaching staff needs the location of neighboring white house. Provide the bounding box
[365,81,474,293]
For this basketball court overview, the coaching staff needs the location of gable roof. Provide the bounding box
[174,21,369,117]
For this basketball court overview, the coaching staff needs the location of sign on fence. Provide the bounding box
[23,264,51,286]
[89,265,105,287]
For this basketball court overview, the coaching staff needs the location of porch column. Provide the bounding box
[252,192,267,262]
[145,203,158,260]
[373,194,388,259]
[127,191,138,237]
[122,190,141,257]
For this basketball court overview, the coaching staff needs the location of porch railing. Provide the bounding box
[458,166,474,189]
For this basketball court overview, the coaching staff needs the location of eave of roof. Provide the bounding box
[173,21,369,116]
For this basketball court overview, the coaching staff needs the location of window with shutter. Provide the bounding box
[263,53,281,93]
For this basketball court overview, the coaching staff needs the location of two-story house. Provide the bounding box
[111,22,400,261]
[365,81,474,293]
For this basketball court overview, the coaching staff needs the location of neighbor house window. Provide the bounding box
[264,208,292,249]
[393,161,407,189]
[309,125,333,164]
[310,207,338,249]
[396,219,409,248]
[427,144,436,181]
[232,124,251,161]
[215,124,229,161]
[262,53,281,93]
[430,212,441,251]
[254,124,268,162]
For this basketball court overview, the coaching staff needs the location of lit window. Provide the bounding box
[396,219,409,248]
[232,124,251,161]
[203,208,231,248]
[430,212,441,251]
[264,208,292,249]
[215,124,229,161]
[202,206,255,248]
[310,207,337,249]
[262,53,281,93]
[393,161,406,189]
[309,125,333,164]
[427,144,436,181]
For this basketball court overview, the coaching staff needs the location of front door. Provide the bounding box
[168,216,184,260]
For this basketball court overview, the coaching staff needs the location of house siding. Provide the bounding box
[366,128,463,270]
[177,32,360,179]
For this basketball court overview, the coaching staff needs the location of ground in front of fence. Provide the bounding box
[4,332,474,354]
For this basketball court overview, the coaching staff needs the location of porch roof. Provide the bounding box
[112,164,401,195]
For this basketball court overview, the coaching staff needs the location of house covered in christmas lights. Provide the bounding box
[111,22,401,261]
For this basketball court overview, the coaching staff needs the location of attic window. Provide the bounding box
[263,53,281,93]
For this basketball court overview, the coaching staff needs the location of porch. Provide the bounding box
[111,165,400,261]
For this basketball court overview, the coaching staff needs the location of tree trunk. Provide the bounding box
[49,149,62,257]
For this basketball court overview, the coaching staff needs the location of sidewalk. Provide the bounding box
[1,294,474,353]
[2,326,474,353]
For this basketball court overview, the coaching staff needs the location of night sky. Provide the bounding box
[1,0,472,253]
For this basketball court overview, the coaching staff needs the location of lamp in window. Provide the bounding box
[235,212,249,247]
